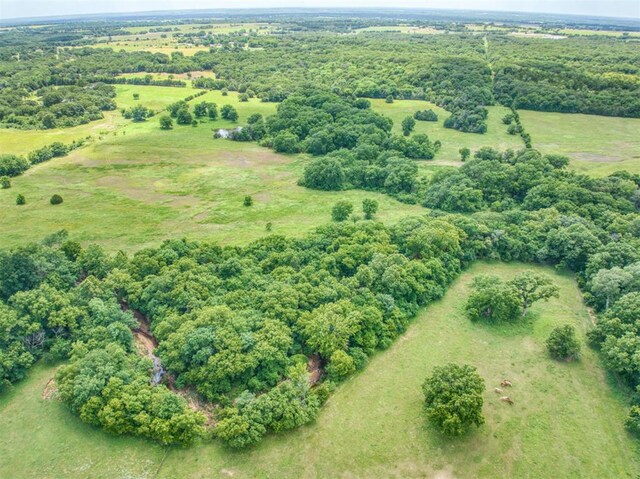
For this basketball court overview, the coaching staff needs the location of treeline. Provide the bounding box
[491,36,640,118]
[0,140,86,178]
[0,83,116,129]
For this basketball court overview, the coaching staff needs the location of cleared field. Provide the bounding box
[0,90,423,252]
[356,25,444,34]
[1,262,636,478]
[519,110,640,176]
[371,100,524,165]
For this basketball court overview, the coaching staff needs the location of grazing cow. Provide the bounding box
[494,387,503,394]
[500,396,514,405]
[501,379,512,387]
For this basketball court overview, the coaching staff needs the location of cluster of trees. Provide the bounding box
[0,215,473,446]
[122,105,155,122]
[0,84,116,129]
[0,140,85,179]
[237,89,437,203]
[0,232,205,443]
[414,109,438,121]
[465,271,559,322]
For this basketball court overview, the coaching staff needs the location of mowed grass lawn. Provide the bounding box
[0,89,423,252]
[519,110,640,176]
[371,99,524,169]
[1,262,637,478]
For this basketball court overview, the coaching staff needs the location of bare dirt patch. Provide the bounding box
[42,377,59,400]
[571,152,622,163]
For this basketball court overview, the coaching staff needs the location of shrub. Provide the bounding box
[16,194,25,205]
[414,109,438,121]
[0,176,10,189]
[546,325,581,361]
[273,132,299,154]
[243,195,253,206]
[159,115,173,130]
[221,104,239,121]
[385,95,394,104]
[331,201,353,222]
[50,194,63,205]
[362,198,378,219]
[422,363,485,436]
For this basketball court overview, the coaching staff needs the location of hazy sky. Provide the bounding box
[2,0,639,20]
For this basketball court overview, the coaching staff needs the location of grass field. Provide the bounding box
[0,89,423,252]
[1,262,637,478]
[519,110,640,176]
[371,100,524,166]
[0,84,200,156]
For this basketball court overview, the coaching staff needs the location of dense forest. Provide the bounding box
[2,21,639,130]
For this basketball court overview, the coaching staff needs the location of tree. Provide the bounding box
[362,199,378,219]
[331,201,353,222]
[132,93,140,100]
[16,194,25,205]
[546,325,581,361]
[207,103,219,120]
[243,195,253,207]
[414,109,438,121]
[422,363,485,436]
[385,95,394,104]
[302,157,344,190]
[159,115,173,130]
[221,104,238,121]
[459,147,471,162]
[591,267,632,309]
[0,176,10,189]
[193,101,208,117]
[465,275,522,322]
[239,93,249,102]
[507,271,559,317]
[50,194,63,205]
[176,107,193,125]
[401,116,416,136]
[273,132,299,154]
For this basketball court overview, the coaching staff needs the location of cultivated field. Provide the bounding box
[1,262,636,478]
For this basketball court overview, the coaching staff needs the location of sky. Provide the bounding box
[1,0,639,20]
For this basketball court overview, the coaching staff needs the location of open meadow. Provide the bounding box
[1,262,637,479]
[519,110,640,176]
[0,87,423,252]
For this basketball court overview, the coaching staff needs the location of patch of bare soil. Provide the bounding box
[221,150,290,169]
[572,152,622,163]
[42,377,59,400]
[433,465,455,479]
[308,354,323,386]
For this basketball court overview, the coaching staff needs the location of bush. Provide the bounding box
[385,95,394,104]
[0,154,30,177]
[16,194,25,205]
[422,363,485,436]
[0,176,10,189]
[273,132,299,154]
[362,198,378,219]
[221,104,239,121]
[546,325,581,361]
[414,109,438,121]
[243,195,253,206]
[331,201,353,222]
[159,115,173,130]
[50,194,63,205]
